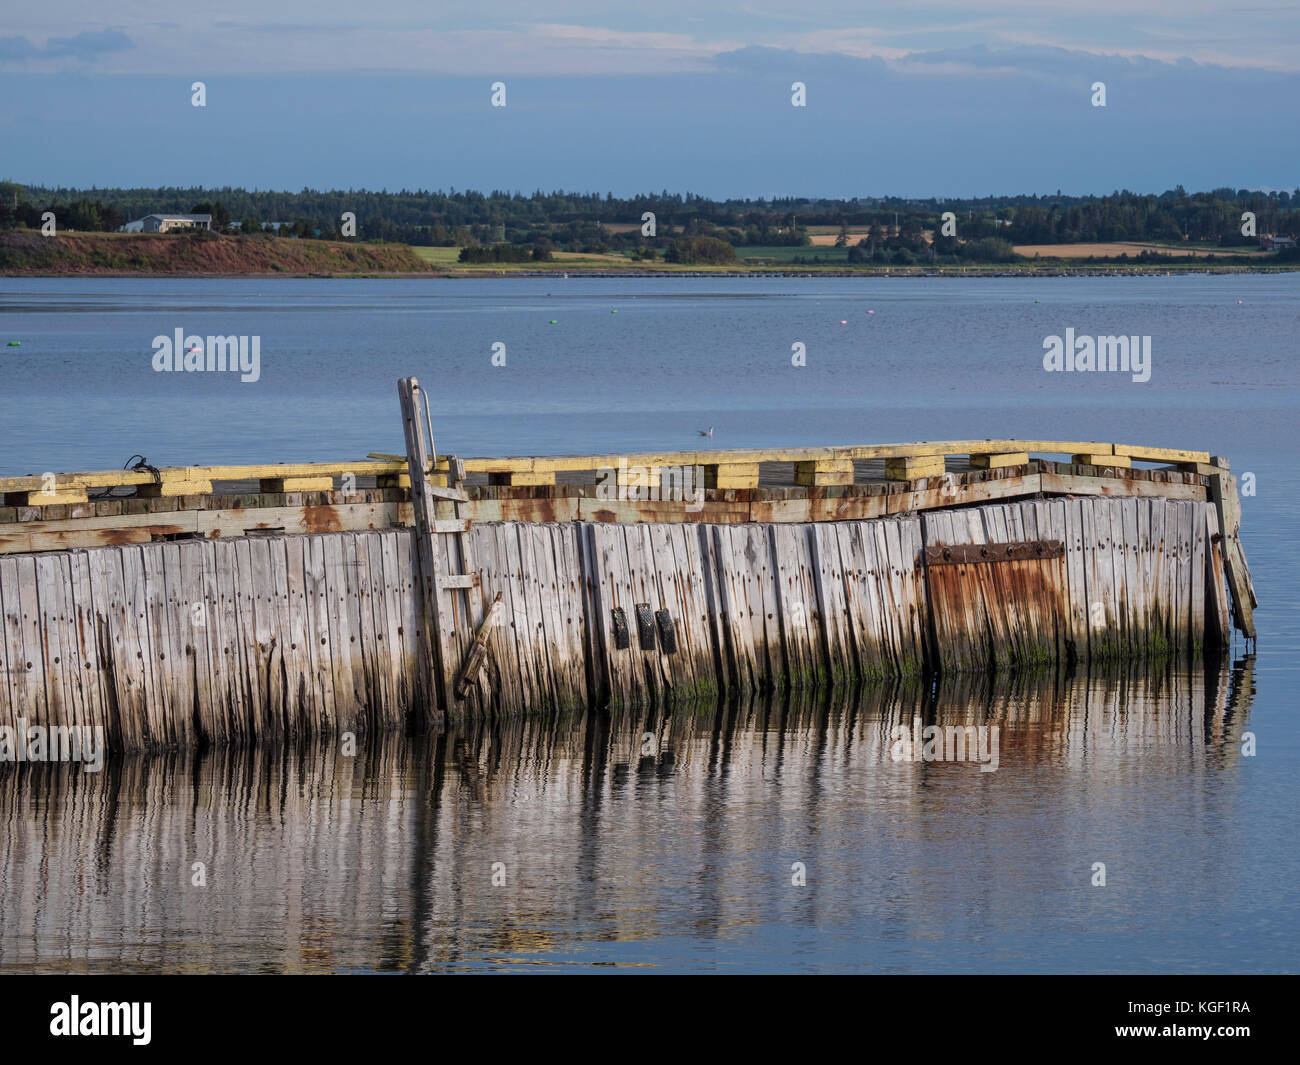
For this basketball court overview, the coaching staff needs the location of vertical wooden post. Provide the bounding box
[398,377,453,715]
[398,378,489,717]
[1208,469,1256,639]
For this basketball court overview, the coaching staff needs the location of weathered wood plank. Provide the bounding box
[282,536,314,732]
[809,523,851,688]
[1153,501,1172,655]
[494,524,530,714]
[579,523,613,706]
[1204,507,1231,648]
[359,531,392,721]
[1207,471,1256,638]
[396,531,426,722]
[556,524,589,706]
[379,530,413,713]
[504,522,542,709]
[1057,499,1087,662]
[343,533,374,725]
[841,521,884,679]
[709,524,750,692]
[32,554,71,729]
[244,537,279,739]
[159,542,193,745]
[770,524,813,688]
[745,524,783,688]
[68,551,106,734]
[0,558,22,723]
[230,538,264,739]
[726,525,764,690]
[120,546,161,743]
[1190,501,1206,653]
[303,534,337,731]
[86,549,128,746]
[264,538,295,734]
[528,523,567,709]
[675,521,718,697]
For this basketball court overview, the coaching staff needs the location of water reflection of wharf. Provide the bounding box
[0,657,1254,972]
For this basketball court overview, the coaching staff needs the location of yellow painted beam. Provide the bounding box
[260,476,334,492]
[970,452,1030,469]
[616,466,661,487]
[488,472,556,486]
[4,489,90,505]
[4,441,1215,496]
[957,440,1112,457]
[199,460,405,480]
[0,467,207,493]
[704,463,760,490]
[794,459,854,486]
[1113,444,1211,464]
[454,440,1119,473]
[137,480,213,497]
[1179,462,1229,477]
[1072,453,1131,467]
[885,456,946,480]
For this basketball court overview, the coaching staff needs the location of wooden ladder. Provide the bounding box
[397,377,488,714]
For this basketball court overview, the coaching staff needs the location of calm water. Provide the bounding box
[1,275,1297,972]
[0,665,1287,974]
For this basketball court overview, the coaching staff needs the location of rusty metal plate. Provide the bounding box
[924,539,1065,566]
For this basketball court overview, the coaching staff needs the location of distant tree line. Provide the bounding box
[664,235,737,264]
[2,181,1297,262]
[0,194,126,233]
[459,244,552,263]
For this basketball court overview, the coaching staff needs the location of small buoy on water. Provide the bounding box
[6,340,19,346]
[840,320,847,325]
[867,309,875,315]
[1237,299,1244,305]
[549,319,557,324]
[611,309,618,314]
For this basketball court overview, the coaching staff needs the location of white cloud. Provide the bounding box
[2,2,1297,74]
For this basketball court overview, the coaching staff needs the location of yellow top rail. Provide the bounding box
[0,440,1215,494]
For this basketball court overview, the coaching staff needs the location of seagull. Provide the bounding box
[697,426,713,437]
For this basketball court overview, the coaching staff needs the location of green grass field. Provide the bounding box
[406,241,1284,275]
[411,246,464,265]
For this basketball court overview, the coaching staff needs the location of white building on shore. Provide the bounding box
[120,213,212,233]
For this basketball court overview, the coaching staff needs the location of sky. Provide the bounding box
[2,2,1297,197]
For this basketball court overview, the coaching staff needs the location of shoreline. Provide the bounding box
[5,264,1297,280]
[4,230,1292,279]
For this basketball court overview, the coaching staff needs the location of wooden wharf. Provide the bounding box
[0,378,1256,750]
